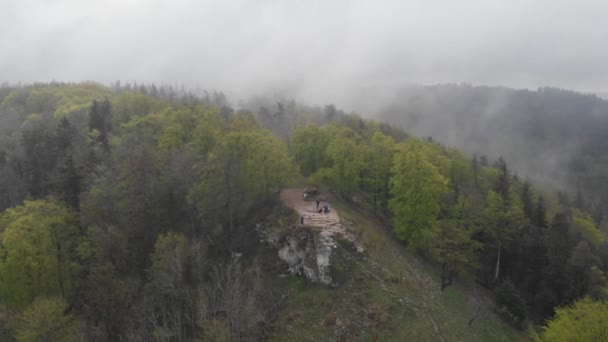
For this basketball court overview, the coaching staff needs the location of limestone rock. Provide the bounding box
[277,227,335,286]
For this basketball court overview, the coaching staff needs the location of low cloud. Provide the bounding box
[2,0,608,107]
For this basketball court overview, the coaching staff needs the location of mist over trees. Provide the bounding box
[365,84,608,219]
[0,82,606,340]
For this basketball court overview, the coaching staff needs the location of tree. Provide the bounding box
[14,296,80,342]
[493,157,510,201]
[55,116,76,152]
[432,197,481,290]
[203,259,262,340]
[536,297,608,341]
[472,154,479,186]
[85,263,128,340]
[191,107,225,158]
[192,127,293,233]
[494,280,527,326]
[363,131,395,210]
[0,200,80,309]
[91,225,129,274]
[115,143,164,271]
[89,98,112,148]
[324,104,337,120]
[20,118,57,198]
[535,196,548,228]
[446,148,474,200]
[313,127,364,198]
[291,125,330,176]
[389,140,450,248]
[53,117,86,210]
[145,232,194,341]
[572,208,605,246]
[521,181,534,221]
[513,222,546,305]
[481,190,524,285]
[158,108,198,151]
[59,156,81,209]
[542,213,575,311]
[566,240,598,298]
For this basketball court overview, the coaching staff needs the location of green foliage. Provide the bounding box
[147,233,191,298]
[85,263,128,340]
[111,92,165,125]
[191,123,294,230]
[389,139,450,247]
[13,296,79,342]
[567,240,601,298]
[212,128,294,194]
[537,297,608,341]
[158,108,201,150]
[291,124,331,176]
[190,107,224,157]
[312,127,364,197]
[362,131,395,210]
[119,112,165,146]
[0,83,111,120]
[89,98,112,145]
[480,190,524,284]
[431,198,481,272]
[22,113,42,125]
[483,190,525,244]
[572,208,606,245]
[494,280,527,325]
[145,232,194,341]
[0,200,80,309]
[51,83,112,118]
[446,148,474,192]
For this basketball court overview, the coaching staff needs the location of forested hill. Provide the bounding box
[0,83,606,341]
[357,84,608,221]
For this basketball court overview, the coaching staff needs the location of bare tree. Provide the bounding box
[202,258,262,341]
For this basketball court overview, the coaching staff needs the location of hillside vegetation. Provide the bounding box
[0,83,606,341]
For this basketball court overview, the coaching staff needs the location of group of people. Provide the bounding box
[315,199,330,213]
[300,199,331,225]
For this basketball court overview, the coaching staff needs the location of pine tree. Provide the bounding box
[60,156,81,209]
[521,181,535,221]
[472,154,479,186]
[89,98,112,148]
[535,196,548,228]
[494,156,510,202]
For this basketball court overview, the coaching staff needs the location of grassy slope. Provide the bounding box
[265,193,523,341]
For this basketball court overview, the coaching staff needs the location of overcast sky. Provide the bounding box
[2,0,607,104]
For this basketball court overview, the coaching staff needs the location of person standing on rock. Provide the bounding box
[300,215,304,225]
[315,199,320,210]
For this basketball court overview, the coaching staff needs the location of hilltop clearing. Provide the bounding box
[265,188,521,341]
[279,188,354,241]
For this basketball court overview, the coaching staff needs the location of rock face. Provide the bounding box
[277,227,336,286]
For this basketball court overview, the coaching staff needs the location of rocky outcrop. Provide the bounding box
[276,227,336,286]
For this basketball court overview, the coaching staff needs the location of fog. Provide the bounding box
[2,0,608,108]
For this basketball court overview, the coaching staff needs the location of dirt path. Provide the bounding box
[280,188,353,239]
